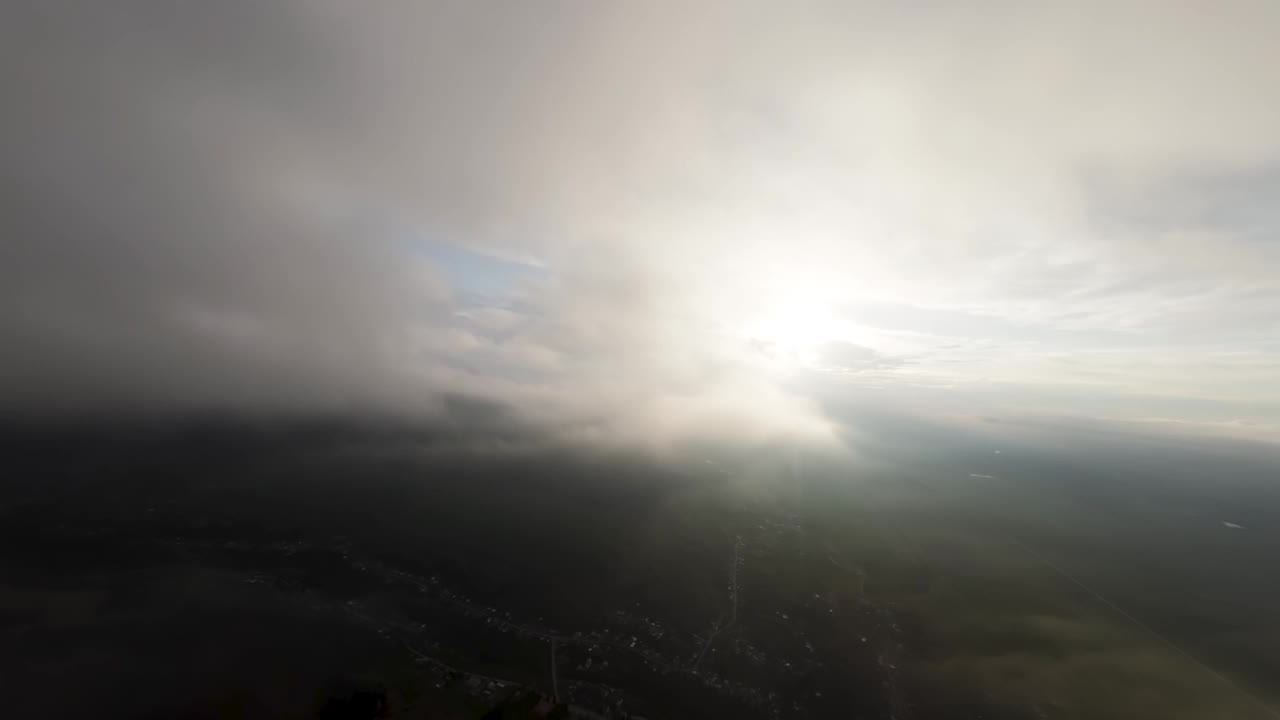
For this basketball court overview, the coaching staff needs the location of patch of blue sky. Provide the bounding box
[406,234,544,297]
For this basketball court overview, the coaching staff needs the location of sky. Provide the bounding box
[3,1,1279,447]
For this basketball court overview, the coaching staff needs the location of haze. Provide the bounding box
[4,2,1279,446]
[3,4,1280,719]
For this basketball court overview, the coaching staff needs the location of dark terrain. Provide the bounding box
[2,417,1278,719]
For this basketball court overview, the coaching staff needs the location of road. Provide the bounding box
[692,534,744,672]
[550,638,559,701]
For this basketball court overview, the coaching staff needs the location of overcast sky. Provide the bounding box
[3,2,1279,446]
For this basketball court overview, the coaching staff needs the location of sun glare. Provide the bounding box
[742,295,843,365]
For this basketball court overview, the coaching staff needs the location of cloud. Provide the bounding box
[815,342,906,373]
[2,2,1278,444]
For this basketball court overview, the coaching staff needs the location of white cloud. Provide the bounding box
[3,2,1279,443]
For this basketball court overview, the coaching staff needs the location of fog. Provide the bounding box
[4,2,1279,447]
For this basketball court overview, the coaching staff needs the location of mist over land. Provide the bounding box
[5,411,1280,718]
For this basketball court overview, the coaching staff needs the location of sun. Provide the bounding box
[741,294,843,365]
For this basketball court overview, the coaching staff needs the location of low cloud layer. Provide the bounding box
[3,2,1279,445]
